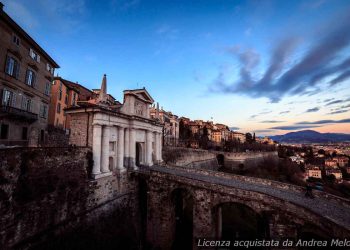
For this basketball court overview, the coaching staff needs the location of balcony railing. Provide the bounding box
[0,105,38,122]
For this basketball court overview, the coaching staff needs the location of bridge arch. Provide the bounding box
[170,188,193,250]
[212,202,268,240]
[216,154,225,167]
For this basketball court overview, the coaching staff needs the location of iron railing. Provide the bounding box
[0,105,38,122]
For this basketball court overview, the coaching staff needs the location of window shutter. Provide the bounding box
[5,56,10,74]
[25,69,29,85]
[29,48,33,58]
[12,93,17,107]
[32,72,36,88]
[37,55,40,63]
[15,60,20,79]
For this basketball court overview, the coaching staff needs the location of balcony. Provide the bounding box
[0,105,38,123]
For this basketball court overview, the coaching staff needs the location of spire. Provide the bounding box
[156,102,160,119]
[98,74,107,104]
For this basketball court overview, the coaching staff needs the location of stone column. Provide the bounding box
[101,125,110,173]
[154,132,160,164]
[124,128,129,168]
[92,124,102,176]
[117,126,124,170]
[129,128,136,168]
[157,132,163,162]
[146,130,153,166]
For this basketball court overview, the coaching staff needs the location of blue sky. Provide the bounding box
[3,0,350,135]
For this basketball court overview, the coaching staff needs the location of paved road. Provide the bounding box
[148,165,350,232]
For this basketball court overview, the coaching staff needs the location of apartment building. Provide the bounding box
[48,77,79,131]
[0,3,59,146]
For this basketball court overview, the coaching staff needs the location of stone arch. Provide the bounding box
[170,188,194,250]
[136,142,144,167]
[297,223,331,240]
[216,154,225,167]
[108,157,114,171]
[212,202,268,240]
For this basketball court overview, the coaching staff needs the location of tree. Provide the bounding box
[245,133,253,144]
[253,133,256,142]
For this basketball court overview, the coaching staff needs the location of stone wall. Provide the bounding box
[43,126,69,147]
[0,147,139,249]
[69,113,93,147]
[163,146,278,170]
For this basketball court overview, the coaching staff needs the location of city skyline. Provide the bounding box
[3,0,350,136]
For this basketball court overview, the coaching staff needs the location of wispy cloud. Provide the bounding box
[5,0,38,29]
[295,118,350,124]
[305,107,320,113]
[269,125,321,130]
[328,109,349,115]
[261,120,283,123]
[209,9,350,102]
[279,110,290,114]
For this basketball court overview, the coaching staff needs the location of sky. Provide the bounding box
[3,0,350,136]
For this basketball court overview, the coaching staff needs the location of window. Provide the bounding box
[72,93,77,105]
[25,69,36,87]
[29,48,40,62]
[44,82,51,96]
[39,104,48,119]
[5,56,20,78]
[0,124,9,139]
[58,82,62,100]
[57,103,61,113]
[12,34,20,46]
[65,95,68,104]
[21,96,32,112]
[22,127,28,140]
[46,63,54,74]
[2,89,16,107]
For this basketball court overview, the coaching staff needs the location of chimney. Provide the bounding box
[0,2,4,11]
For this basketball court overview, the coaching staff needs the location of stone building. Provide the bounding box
[150,103,179,145]
[48,77,79,131]
[0,3,59,146]
[66,75,163,178]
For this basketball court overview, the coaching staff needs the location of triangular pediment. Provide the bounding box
[124,88,154,104]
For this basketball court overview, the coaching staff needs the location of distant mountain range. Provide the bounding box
[269,130,350,143]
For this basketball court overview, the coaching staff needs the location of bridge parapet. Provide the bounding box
[155,165,350,208]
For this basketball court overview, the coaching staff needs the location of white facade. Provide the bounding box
[66,76,163,179]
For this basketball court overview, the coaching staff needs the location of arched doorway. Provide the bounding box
[214,202,267,240]
[136,142,143,167]
[217,154,225,167]
[171,188,193,250]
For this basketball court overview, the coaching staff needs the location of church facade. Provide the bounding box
[66,75,163,179]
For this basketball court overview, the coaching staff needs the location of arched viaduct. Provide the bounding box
[131,165,350,249]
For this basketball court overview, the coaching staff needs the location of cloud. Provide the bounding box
[269,125,321,130]
[229,127,240,131]
[209,9,350,102]
[261,120,283,123]
[5,0,38,29]
[305,107,320,113]
[279,110,290,114]
[325,98,350,106]
[249,110,272,119]
[295,118,350,124]
[328,109,349,115]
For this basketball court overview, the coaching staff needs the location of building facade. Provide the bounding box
[66,75,163,179]
[48,77,79,131]
[150,103,179,145]
[0,4,59,146]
